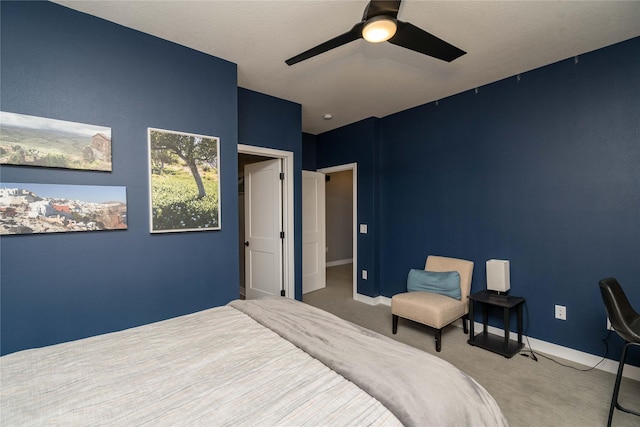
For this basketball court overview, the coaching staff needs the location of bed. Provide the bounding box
[1,297,507,426]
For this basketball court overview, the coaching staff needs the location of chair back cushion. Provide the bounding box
[425,256,474,311]
[407,269,461,300]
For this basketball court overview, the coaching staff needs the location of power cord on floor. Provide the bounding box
[518,300,611,372]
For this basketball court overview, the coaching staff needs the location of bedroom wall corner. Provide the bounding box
[237,88,303,300]
[316,117,382,298]
[377,36,640,365]
[302,133,318,171]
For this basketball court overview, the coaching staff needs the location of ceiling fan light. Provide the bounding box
[362,16,397,43]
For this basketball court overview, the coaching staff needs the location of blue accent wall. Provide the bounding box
[316,117,381,297]
[318,37,640,361]
[237,88,302,299]
[0,1,239,355]
[302,133,317,170]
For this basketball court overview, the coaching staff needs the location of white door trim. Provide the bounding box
[238,144,294,299]
[317,163,357,299]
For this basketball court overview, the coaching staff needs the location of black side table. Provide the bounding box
[468,290,525,358]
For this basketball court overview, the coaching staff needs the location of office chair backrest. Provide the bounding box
[598,277,640,344]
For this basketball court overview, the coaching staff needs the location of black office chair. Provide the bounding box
[598,277,640,427]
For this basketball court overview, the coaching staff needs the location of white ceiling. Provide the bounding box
[53,1,640,135]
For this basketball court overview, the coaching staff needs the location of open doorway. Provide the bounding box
[238,145,295,300]
[318,163,357,299]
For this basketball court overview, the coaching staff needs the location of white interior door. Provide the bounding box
[302,170,326,294]
[244,159,282,299]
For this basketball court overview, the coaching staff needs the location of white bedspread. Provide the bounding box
[231,298,508,427]
[1,305,400,426]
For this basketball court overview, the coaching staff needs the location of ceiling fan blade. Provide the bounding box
[362,0,402,21]
[388,20,466,62]
[285,23,364,66]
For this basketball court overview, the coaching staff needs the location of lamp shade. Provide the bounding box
[486,259,510,293]
[362,16,397,43]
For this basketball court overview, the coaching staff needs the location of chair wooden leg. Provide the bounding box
[392,314,398,334]
[435,329,442,352]
[608,342,640,427]
[463,314,469,334]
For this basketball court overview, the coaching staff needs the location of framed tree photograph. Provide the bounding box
[0,111,112,171]
[148,128,220,233]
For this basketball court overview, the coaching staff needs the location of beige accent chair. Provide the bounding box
[391,255,474,352]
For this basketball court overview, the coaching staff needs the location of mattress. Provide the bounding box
[1,297,507,426]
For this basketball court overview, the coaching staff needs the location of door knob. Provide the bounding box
[244,241,249,246]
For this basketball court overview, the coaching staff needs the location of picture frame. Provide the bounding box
[148,128,221,233]
[0,111,112,171]
[0,183,127,235]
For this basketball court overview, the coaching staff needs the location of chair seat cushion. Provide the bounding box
[392,291,466,329]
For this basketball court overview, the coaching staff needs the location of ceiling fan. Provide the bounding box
[285,0,466,66]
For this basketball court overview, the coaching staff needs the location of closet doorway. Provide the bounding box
[238,145,294,300]
[318,163,357,299]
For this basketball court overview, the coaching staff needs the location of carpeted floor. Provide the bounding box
[303,264,640,427]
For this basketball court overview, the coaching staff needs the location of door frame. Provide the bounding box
[238,144,294,299]
[317,163,357,299]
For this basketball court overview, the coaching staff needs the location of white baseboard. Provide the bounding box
[353,292,390,305]
[326,258,353,267]
[479,322,640,381]
[356,293,640,381]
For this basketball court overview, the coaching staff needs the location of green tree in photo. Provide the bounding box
[150,131,217,199]
[150,147,178,174]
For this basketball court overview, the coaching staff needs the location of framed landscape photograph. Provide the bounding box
[0,183,127,235]
[148,128,220,233]
[0,111,112,171]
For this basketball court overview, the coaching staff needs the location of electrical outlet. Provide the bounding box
[362,270,368,280]
[555,305,567,320]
